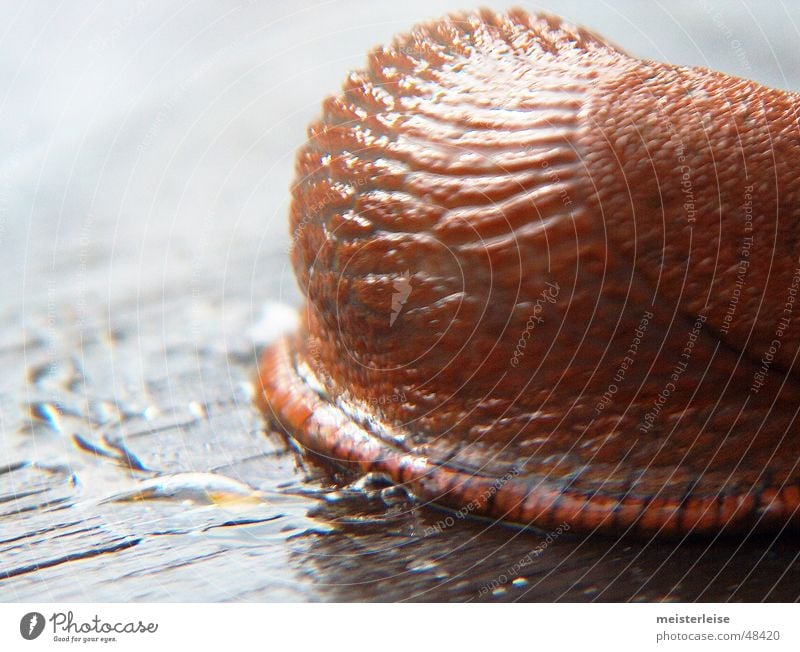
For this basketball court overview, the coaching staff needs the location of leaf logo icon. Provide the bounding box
[20,612,45,640]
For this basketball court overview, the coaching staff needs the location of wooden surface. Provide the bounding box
[1,0,799,602]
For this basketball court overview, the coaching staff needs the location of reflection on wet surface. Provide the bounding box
[1,298,798,602]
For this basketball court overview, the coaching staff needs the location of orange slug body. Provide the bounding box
[258,9,800,536]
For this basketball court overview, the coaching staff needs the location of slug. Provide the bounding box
[257,9,800,536]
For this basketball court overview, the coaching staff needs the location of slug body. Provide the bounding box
[258,9,800,536]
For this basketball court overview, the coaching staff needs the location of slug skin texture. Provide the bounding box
[258,9,800,536]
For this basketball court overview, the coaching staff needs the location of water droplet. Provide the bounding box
[28,401,63,432]
[248,301,299,345]
[143,406,160,420]
[188,401,209,419]
[380,485,410,506]
[237,381,255,400]
[88,399,127,425]
[26,361,54,385]
[350,473,393,492]
[407,559,438,573]
[101,472,266,505]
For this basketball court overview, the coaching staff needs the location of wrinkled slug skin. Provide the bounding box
[258,9,800,536]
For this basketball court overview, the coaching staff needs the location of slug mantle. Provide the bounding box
[257,9,800,536]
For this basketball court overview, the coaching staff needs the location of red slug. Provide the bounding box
[258,9,800,536]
